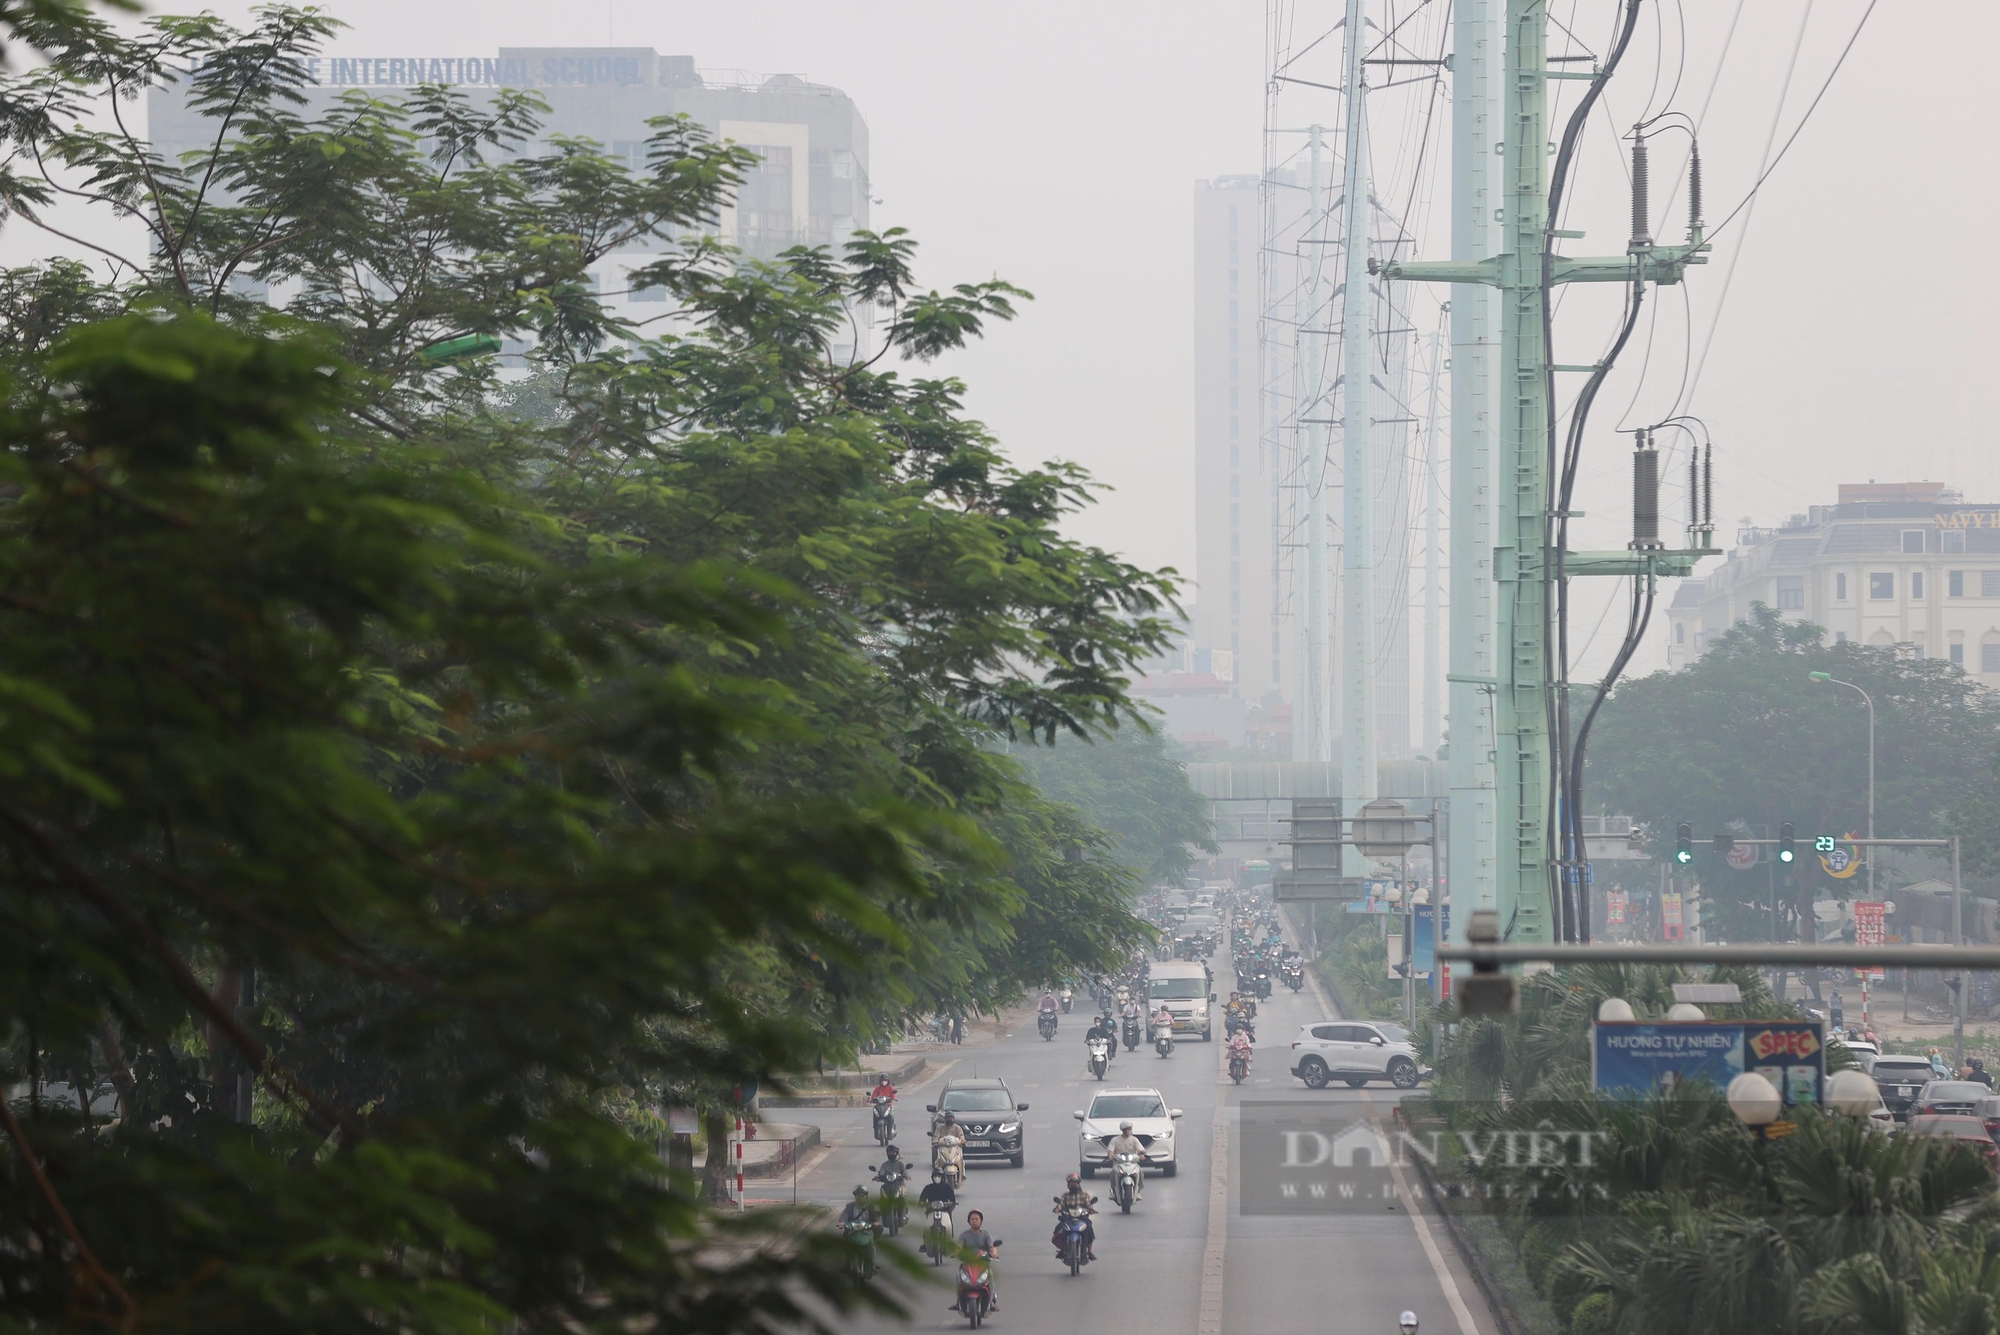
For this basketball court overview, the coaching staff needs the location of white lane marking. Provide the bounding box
[1197,1018,1229,1335]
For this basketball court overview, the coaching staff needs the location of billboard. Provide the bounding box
[1592,1021,1825,1107]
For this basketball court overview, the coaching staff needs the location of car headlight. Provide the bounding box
[999,1122,1019,1135]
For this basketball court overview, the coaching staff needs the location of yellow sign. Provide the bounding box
[1766,1120,1798,1139]
[1819,832,1862,880]
[1937,511,2000,529]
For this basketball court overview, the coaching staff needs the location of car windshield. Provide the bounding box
[941,1089,1014,1112]
[1150,978,1207,999]
[1089,1095,1166,1120]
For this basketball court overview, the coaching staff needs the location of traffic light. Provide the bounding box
[1778,822,1795,863]
[1675,822,1693,865]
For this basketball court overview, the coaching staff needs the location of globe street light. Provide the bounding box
[1726,1072,1782,1140]
[1808,671,1874,896]
[1826,1068,1879,1118]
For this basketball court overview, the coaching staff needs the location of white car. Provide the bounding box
[1073,1088,1183,1178]
[1289,1020,1427,1090]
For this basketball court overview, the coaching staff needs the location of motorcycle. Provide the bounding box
[956,1245,1001,1327]
[870,1095,897,1148]
[1284,962,1304,992]
[1056,1200,1092,1276]
[1087,1035,1110,1080]
[933,1132,966,1188]
[1060,988,1073,1014]
[1122,1016,1141,1052]
[1254,971,1272,1000]
[1152,1021,1175,1058]
[840,1218,878,1282]
[1228,1049,1251,1084]
[1038,1009,1059,1041]
[923,1204,954,1266]
[870,1162,908,1236]
[1108,1150,1145,1213]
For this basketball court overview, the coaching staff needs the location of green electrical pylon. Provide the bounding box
[1376,0,1713,943]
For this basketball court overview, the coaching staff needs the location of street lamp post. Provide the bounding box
[1809,672,1874,896]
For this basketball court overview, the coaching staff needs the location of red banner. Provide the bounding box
[1662,892,1684,941]
[1853,901,1886,980]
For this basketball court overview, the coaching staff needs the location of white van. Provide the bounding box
[1148,961,1215,1041]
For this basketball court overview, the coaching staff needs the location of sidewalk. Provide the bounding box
[693,1120,821,1180]
[764,1009,1022,1108]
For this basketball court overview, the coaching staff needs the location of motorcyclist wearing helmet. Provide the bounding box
[1051,1172,1098,1260]
[1038,989,1059,1015]
[873,1143,907,1185]
[1104,1120,1149,1200]
[1085,1011,1117,1055]
[838,1185,877,1229]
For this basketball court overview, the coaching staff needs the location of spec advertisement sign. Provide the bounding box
[1592,1021,1824,1107]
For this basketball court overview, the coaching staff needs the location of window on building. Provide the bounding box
[1229,299,1239,323]
[1835,572,1847,601]
[1228,270,1238,293]
[1776,576,1804,610]
[1944,529,1967,554]
[1951,642,1965,668]
[1228,205,1238,234]
[1230,534,1240,556]
[1915,634,1927,657]
[1984,638,2000,674]
[1229,503,1239,529]
[1910,570,1924,599]
[1229,444,1239,468]
[1230,588,1241,613]
[1228,239,1239,263]
[1230,474,1240,498]
[1229,388,1239,411]
[1835,631,1848,643]
[1869,572,1894,600]
[1228,328,1238,352]
[1902,529,1927,554]
[1985,570,2000,598]
[630,282,667,302]
[1674,622,1685,643]
[1951,570,1966,597]
[1229,417,1239,439]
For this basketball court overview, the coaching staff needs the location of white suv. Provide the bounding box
[1289,1021,1426,1090]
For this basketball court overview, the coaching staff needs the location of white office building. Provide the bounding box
[1667,480,2000,681]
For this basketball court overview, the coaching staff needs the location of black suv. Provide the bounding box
[1873,1055,1938,1121]
[926,1077,1029,1168]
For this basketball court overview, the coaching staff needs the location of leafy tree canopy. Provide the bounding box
[0,7,1185,1331]
[1008,725,1216,886]
[1587,607,1999,938]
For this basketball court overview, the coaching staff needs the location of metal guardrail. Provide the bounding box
[1438,943,2000,968]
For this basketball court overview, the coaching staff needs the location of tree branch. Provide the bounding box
[0,1097,139,1331]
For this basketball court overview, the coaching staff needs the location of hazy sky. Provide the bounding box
[7,0,1995,680]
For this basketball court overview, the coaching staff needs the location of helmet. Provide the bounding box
[884,1144,901,1157]
[853,1185,868,1199]
[943,1111,958,1122]
[932,1169,948,1182]
[1119,1121,1134,1132]
[1066,1172,1081,1186]
[1400,1312,1420,1334]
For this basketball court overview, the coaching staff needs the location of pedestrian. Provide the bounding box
[951,1012,964,1045]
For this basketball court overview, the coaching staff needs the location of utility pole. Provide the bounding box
[1337,0,1375,874]
[1380,0,1711,941]
[1420,325,1445,758]
[1292,126,1334,764]
[1445,0,1500,943]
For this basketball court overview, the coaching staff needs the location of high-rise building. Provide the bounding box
[1189,171,1417,758]
[147,48,871,349]
[1191,177,1274,729]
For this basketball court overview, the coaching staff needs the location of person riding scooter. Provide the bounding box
[1051,1172,1098,1261]
[1104,1121,1149,1201]
[956,1209,1000,1312]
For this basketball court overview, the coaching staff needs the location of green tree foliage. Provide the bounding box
[1008,726,1216,885]
[0,8,1180,1330]
[1587,607,1998,938]
[1424,966,2000,1335]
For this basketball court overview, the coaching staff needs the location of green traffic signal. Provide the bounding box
[1778,821,1795,863]
[1674,821,1693,865]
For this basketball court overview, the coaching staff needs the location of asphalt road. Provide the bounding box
[796,939,1499,1335]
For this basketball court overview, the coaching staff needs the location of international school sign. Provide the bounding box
[213,50,698,90]
[1593,1021,1824,1107]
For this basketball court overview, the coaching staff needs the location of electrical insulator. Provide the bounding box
[1702,444,1714,530]
[1629,130,1651,248]
[1688,141,1704,238]
[1631,428,1660,549]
